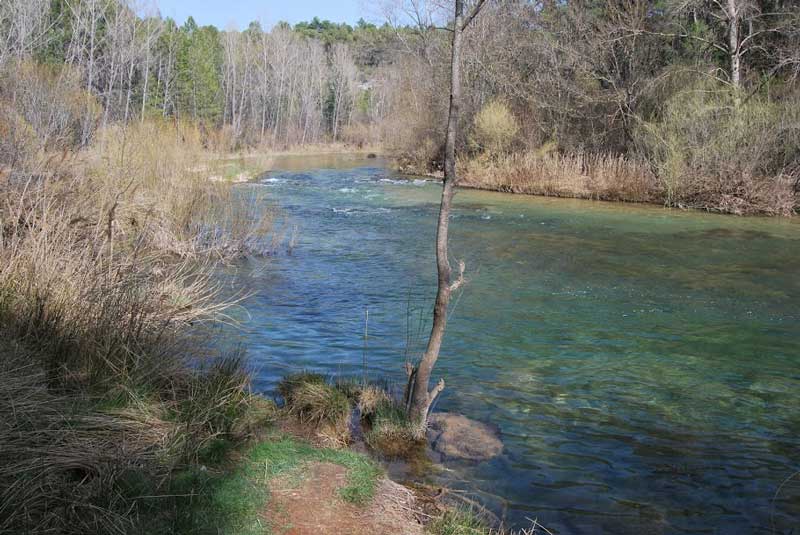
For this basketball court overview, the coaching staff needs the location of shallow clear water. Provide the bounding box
[229,155,800,534]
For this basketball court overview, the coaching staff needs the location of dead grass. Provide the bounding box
[460,151,661,203]
[0,113,276,533]
[278,373,353,448]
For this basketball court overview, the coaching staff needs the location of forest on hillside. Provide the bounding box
[2,0,800,213]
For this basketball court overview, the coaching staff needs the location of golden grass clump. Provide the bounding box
[279,373,353,448]
[357,384,391,417]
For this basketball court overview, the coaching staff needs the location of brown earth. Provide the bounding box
[266,462,424,535]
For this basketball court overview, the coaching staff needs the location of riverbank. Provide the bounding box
[205,144,382,183]
[398,152,798,217]
[0,123,496,534]
[133,394,532,535]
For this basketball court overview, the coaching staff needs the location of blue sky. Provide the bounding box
[153,0,367,30]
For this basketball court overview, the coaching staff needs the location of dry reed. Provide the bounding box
[460,151,661,204]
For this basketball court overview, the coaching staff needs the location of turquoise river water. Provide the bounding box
[226,155,799,534]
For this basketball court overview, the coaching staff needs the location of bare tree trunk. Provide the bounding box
[407,0,482,432]
[728,0,741,90]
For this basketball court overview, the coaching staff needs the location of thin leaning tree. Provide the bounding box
[405,0,488,434]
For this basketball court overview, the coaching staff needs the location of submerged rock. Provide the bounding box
[427,413,503,461]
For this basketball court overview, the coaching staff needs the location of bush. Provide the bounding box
[640,83,799,214]
[0,61,101,163]
[471,100,519,156]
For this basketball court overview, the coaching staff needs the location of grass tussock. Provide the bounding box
[357,384,391,416]
[277,374,424,457]
[278,373,353,448]
[363,399,425,458]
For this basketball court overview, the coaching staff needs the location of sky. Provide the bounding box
[152,0,368,30]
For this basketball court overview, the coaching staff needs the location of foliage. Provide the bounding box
[176,19,224,123]
[639,84,800,214]
[471,100,519,156]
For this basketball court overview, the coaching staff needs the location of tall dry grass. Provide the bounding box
[0,113,274,533]
[460,151,662,204]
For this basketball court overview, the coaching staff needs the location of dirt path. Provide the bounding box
[266,462,424,535]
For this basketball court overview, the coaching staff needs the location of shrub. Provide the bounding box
[277,372,327,403]
[0,103,38,168]
[640,83,799,214]
[0,61,101,162]
[471,100,519,156]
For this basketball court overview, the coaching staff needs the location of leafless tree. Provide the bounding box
[405,0,489,433]
[0,0,52,65]
[330,43,359,141]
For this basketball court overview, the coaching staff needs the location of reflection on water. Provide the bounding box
[229,154,800,534]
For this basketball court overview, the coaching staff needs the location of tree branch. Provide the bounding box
[449,259,466,292]
[461,0,488,32]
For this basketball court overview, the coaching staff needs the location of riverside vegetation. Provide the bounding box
[2,0,798,215]
[2,0,799,534]
[0,4,517,533]
[0,114,515,532]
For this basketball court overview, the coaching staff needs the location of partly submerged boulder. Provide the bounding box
[426,413,503,461]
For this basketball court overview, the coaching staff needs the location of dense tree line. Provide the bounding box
[0,1,401,150]
[382,0,800,213]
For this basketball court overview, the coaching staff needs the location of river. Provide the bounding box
[226,154,799,534]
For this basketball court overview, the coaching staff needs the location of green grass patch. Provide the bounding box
[427,508,491,535]
[145,433,382,534]
[246,435,383,506]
